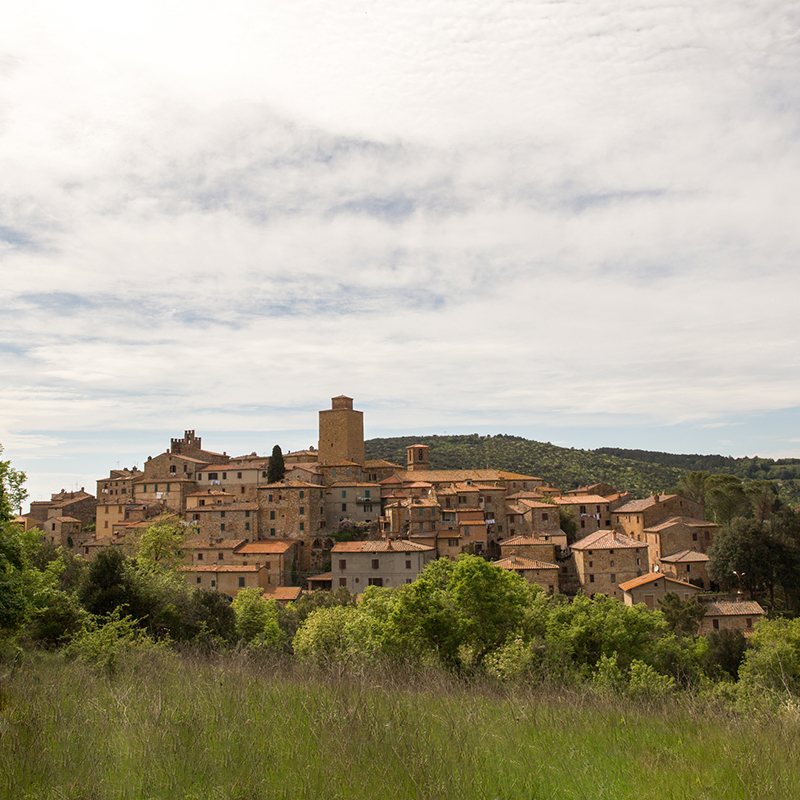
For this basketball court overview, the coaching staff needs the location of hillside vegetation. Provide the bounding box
[365,434,800,503]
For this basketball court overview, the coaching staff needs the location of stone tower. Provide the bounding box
[406,444,430,472]
[318,395,365,465]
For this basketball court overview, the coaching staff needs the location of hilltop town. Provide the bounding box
[15,395,766,634]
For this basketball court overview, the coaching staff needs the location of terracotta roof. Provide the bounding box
[186,538,247,550]
[235,541,294,554]
[501,535,554,546]
[365,459,403,468]
[517,499,556,510]
[307,572,333,581]
[571,530,647,551]
[187,490,235,498]
[50,516,81,523]
[258,480,321,489]
[644,516,716,532]
[619,573,699,592]
[494,556,559,571]
[552,495,611,506]
[331,540,434,553]
[703,601,766,617]
[263,587,303,601]
[614,495,678,513]
[179,565,263,573]
[659,549,710,563]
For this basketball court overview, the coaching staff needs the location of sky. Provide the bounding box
[3,1,800,505]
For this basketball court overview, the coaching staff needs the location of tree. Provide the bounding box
[704,474,749,524]
[674,471,709,509]
[267,445,286,484]
[135,520,187,568]
[658,592,705,637]
[0,444,28,521]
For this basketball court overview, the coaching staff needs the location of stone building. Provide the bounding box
[619,573,701,607]
[331,539,435,592]
[493,556,560,594]
[570,529,648,600]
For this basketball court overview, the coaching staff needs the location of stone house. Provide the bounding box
[698,601,766,635]
[331,539,435,592]
[570,529,648,601]
[619,573,702,607]
[642,517,717,568]
[231,540,296,587]
[185,502,258,540]
[612,494,704,542]
[178,564,269,598]
[658,549,711,589]
[493,556,560,594]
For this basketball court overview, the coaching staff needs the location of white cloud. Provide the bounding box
[3,0,800,498]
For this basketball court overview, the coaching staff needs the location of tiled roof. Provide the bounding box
[50,516,81,523]
[552,495,611,506]
[501,535,554,546]
[365,459,403,469]
[263,587,303,601]
[703,601,766,617]
[643,516,716,533]
[495,556,559,571]
[571,529,646,551]
[235,541,294,554]
[659,549,710,563]
[187,490,235,497]
[258,480,321,489]
[517,499,556,510]
[186,538,247,550]
[331,540,434,553]
[179,565,263,573]
[613,495,677,513]
[618,573,698,592]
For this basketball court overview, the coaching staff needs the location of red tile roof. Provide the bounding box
[618,572,698,592]
[571,530,647,551]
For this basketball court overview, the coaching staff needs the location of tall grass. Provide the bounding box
[1,651,799,800]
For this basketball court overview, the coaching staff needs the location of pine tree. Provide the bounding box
[267,445,286,484]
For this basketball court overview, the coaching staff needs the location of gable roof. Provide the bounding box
[571,529,647,551]
[659,549,710,563]
[703,601,766,617]
[614,495,678,513]
[619,572,699,592]
[331,540,434,553]
[494,556,559,571]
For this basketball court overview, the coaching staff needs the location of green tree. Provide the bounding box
[674,471,709,509]
[0,444,28,521]
[658,592,706,637]
[231,587,284,648]
[136,520,187,568]
[267,445,286,484]
[705,474,749,524]
[707,518,773,600]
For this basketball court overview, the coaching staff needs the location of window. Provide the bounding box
[211,580,216,587]
[104,520,108,529]
[104,506,109,514]
[196,577,201,584]
[459,496,466,504]
[241,487,245,494]
[342,490,347,499]
[371,559,379,569]
[405,560,411,569]
[218,552,224,560]
[365,504,372,512]
[208,473,218,480]
[245,522,250,531]
[581,520,585,528]
[270,510,275,520]
[541,513,548,521]
[339,578,347,587]
[364,489,371,499]
[580,506,586,514]
[268,493,273,502]
[713,619,719,630]
[692,533,698,541]
[610,573,616,583]
[222,473,227,480]
[300,490,304,499]
[368,577,383,587]
[170,465,176,474]
[245,510,250,518]
[339,559,347,570]
[346,470,351,477]
[485,495,491,503]
[746,618,752,628]
[610,560,614,567]
[342,504,347,512]
[299,522,305,531]
[270,528,275,536]
[221,511,226,518]
[237,472,242,479]
[262,471,267,478]
[198,553,203,560]
[589,574,595,583]
[238,577,245,588]
[588,561,593,568]
[299,506,305,515]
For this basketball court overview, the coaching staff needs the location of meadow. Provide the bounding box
[2,651,799,800]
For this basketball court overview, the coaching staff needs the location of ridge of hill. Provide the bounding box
[364,435,800,503]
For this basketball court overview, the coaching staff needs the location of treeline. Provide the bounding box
[365,434,800,504]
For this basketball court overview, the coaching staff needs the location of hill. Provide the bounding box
[365,434,800,503]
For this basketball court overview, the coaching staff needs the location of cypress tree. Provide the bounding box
[267,445,286,484]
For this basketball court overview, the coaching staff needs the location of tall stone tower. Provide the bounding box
[318,395,365,465]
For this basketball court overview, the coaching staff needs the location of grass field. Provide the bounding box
[2,651,799,800]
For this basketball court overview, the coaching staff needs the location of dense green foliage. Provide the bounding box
[365,434,800,503]
[0,444,28,521]
[267,444,286,484]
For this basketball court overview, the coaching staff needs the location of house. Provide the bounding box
[570,529,648,600]
[331,539,435,592]
[178,564,269,598]
[612,494,705,542]
[618,572,702,608]
[232,540,296,587]
[493,556,560,594]
[658,549,711,589]
[642,517,717,568]
[698,601,766,635]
